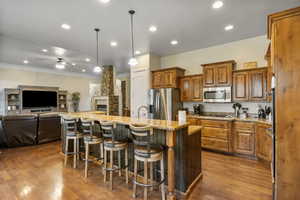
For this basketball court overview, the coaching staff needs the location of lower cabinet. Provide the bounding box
[233,121,255,156]
[201,120,232,153]
[256,123,272,162]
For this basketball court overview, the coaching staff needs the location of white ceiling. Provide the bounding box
[0,0,299,76]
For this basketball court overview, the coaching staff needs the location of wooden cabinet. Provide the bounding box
[152,71,164,88]
[187,116,201,126]
[202,60,235,87]
[268,7,300,199]
[179,77,191,102]
[179,75,203,102]
[233,121,255,156]
[203,66,215,87]
[201,119,232,153]
[249,69,267,101]
[233,68,267,102]
[233,72,249,101]
[256,123,272,162]
[151,67,185,88]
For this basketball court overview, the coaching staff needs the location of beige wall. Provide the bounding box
[161,35,270,114]
[0,63,100,114]
[161,35,269,74]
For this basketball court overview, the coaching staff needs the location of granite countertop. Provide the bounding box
[188,126,202,135]
[61,112,189,131]
[188,114,272,125]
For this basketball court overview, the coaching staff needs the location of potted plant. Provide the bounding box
[71,92,80,112]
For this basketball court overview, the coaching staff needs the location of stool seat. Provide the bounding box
[134,145,163,161]
[84,135,102,144]
[104,138,128,149]
[66,132,83,138]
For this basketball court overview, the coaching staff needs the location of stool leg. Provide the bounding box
[73,138,77,169]
[133,158,138,198]
[77,138,80,160]
[144,160,148,200]
[160,155,165,200]
[100,143,103,161]
[110,149,113,190]
[125,148,129,184]
[64,138,69,166]
[104,149,107,182]
[118,150,121,176]
[85,143,89,178]
[150,162,154,191]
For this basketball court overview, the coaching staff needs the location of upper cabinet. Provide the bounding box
[202,60,235,87]
[233,68,267,102]
[179,75,203,102]
[151,67,185,88]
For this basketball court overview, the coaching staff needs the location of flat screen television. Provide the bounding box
[22,90,57,108]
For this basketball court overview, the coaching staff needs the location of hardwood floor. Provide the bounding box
[0,142,272,200]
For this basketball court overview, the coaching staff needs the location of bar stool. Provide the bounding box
[81,119,103,178]
[129,124,165,200]
[63,117,83,168]
[101,120,129,190]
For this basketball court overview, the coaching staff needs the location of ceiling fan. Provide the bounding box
[55,57,67,69]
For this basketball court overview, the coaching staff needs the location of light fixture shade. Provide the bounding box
[56,63,65,69]
[128,57,138,66]
[93,66,102,73]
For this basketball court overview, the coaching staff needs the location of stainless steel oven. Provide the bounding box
[203,87,232,103]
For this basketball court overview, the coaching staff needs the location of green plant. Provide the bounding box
[71,92,80,112]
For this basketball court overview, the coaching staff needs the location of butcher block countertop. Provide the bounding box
[61,112,189,131]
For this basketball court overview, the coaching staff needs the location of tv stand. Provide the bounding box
[30,108,53,113]
[3,85,68,115]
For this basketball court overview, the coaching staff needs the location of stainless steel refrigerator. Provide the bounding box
[148,88,182,121]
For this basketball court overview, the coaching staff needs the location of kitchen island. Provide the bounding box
[62,112,202,200]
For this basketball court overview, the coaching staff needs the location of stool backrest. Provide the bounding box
[129,124,153,156]
[80,118,93,136]
[62,117,77,133]
[100,121,115,142]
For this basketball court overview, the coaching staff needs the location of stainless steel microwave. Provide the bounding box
[203,87,232,103]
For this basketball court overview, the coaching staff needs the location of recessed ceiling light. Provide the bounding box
[55,48,65,56]
[93,66,102,73]
[85,58,90,62]
[61,24,71,30]
[149,26,157,32]
[82,69,86,72]
[23,60,29,64]
[72,63,76,66]
[171,40,178,45]
[110,41,118,47]
[42,49,48,52]
[100,0,110,3]
[135,51,141,55]
[225,24,234,31]
[212,1,224,9]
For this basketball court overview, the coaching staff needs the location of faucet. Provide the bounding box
[137,105,149,119]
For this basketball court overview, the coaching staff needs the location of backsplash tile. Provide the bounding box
[183,102,271,115]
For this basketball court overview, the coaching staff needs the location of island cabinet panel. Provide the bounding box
[233,68,267,102]
[151,67,185,88]
[202,60,235,87]
[201,119,232,153]
[249,69,267,101]
[179,75,203,102]
[233,72,249,101]
[256,123,272,162]
[233,121,255,156]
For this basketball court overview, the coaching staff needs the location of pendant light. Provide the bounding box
[128,10,138,67]
[93,28,103,73]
